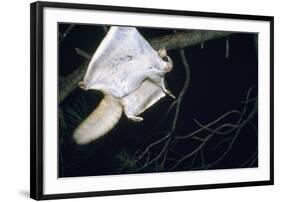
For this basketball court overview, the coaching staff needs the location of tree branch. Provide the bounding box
[59,30,233,103]
[149,30,232,50]
[59,61,88,102]
[130,84,257,172]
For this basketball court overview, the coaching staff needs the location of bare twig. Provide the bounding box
[175,110,241,139]
[75,48,91,60]
[192,99,257,170]
[225,37,229,58]
[149,31,232,50]
[59,24,75,44]
[133,84,257,172]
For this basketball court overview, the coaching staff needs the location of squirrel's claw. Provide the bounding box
[165,90,176,99]
[78,81,87,90]
[128,115,144,122]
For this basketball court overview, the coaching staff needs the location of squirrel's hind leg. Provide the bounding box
[121,101,144,122]
[127,115,144,122]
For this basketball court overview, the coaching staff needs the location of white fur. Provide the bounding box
[73,26,174,144]
[73,94,122,145]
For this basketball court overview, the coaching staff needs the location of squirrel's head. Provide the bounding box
[157,48,173,73]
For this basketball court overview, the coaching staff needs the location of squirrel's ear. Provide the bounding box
[158,48,167,58]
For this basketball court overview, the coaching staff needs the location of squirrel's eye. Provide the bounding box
[163,56,168,62]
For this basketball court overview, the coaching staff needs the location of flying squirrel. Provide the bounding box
[73,26,174,145]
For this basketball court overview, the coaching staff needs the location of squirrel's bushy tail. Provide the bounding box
[73,94,123,145]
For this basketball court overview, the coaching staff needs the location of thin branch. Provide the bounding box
[75,48,91,60]
[59,24,75,44]
[212,137,232,150]
[169,134,212,171]
[225,37,229,58]
[59,61,88,102]
[175,110,241,139]
[135,85,257,172]
[149,31,232,50]
[193,100,258,170]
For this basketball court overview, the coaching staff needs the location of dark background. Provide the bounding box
[58,24,258,177]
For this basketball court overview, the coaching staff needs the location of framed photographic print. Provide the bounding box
[30,1,274,200]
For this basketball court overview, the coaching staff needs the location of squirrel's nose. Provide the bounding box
[164,63,173,72]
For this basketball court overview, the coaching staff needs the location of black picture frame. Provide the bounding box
[30,1,274,200]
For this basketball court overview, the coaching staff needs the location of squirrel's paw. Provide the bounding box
[128,115,144,122]
[78,81,87,90]
[165,89,176,99]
